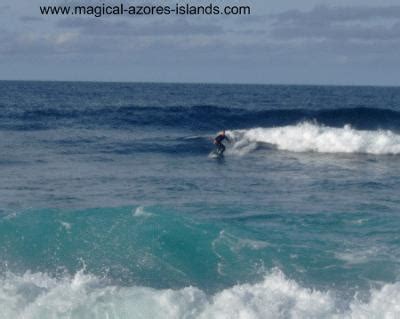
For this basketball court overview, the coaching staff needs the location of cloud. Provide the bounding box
[56,17,224,37]
[273,5,400,24]
[0,27,81,57]
[0,13,226,59]
[20,16,44,22]
[0,5,11,12]
[273,22,400,41]
[271,5,400,41]
[2,2,400,85]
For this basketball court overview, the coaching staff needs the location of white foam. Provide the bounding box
[228,123,400,155]
[132,206,153,217]
[335,247,380,265]
[348,219,368,225]
[60,221,72,231]
[350,283,400,318]
[1,269,399,319]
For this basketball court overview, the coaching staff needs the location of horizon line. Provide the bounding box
[0,78,399,89]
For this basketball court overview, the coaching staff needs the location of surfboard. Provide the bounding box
[208,149,224,159]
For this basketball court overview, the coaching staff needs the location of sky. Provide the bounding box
[0,0,400,85]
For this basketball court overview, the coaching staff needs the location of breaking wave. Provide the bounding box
[229,122,400,155]
[1,268,399,319]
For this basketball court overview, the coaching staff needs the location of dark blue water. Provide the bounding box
[1,81,400,318]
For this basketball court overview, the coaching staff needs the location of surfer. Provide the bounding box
[213,130,230,155]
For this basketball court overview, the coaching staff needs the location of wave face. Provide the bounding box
[1,269,399,319]
[2,106,400,131]
[1,82,400,131]
[229,122,400,155]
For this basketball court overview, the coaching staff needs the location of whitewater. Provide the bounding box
[229,122,400,155]
[1,269,399,319]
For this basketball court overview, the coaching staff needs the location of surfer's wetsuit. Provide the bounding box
[214,133,229,154]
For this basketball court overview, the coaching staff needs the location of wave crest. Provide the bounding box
[229,123,400,155]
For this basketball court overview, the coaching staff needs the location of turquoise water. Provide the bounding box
[1,82,400,318]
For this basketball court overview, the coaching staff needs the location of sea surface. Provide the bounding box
[0,81,400,318]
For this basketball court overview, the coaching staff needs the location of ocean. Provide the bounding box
[0,81,399,318]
